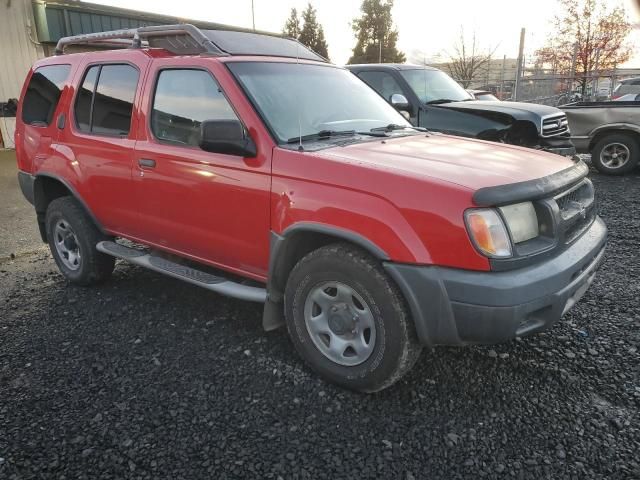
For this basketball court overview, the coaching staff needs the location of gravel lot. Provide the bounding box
[1,167,639,479]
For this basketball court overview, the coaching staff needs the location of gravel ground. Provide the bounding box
[0,168,639,480]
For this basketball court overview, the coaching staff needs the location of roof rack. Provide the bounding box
[55,24,226,56]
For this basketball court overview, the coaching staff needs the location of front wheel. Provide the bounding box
[284,243,422,392]
[591,133,639,175]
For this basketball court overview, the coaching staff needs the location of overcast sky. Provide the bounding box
[85,0,640,66]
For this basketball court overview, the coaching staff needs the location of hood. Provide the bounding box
[315,133,576,191]
[436,100,564,128]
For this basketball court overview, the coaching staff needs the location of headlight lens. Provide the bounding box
[465,209,512,258]
[499,202,539,243]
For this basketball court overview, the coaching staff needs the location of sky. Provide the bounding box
[85,0,640,66]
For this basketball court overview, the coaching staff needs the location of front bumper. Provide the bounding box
[384,217,607,346]
[546,145,577,157]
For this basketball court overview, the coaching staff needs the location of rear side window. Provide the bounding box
[74,64,139,136]
[151,69,238,146]
[22,65,70,126]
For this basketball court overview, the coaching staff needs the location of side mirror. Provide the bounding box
[199,119,257,157]
[390,93,410,112]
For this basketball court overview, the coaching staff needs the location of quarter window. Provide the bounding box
[151,69,238,146]
[22,65,71,126]
[74,64,139,135]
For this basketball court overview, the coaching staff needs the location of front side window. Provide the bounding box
[74,64,138,135]
[358,71,404,102]
[151,69,238,147]
[399,69,473,104]
[22,65,71,126]
[227,62,410,143]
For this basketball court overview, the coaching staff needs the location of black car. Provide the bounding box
[346,64,576,156]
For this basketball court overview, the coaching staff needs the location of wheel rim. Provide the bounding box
[303,281,376,366]
[53,220,81,271]
[600,142,631,169]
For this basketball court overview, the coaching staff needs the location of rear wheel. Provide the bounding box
[45,197,115,285]
[591,133,639,175]
[284,243,422,392]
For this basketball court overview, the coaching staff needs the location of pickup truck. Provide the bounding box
[346,64,576,156]
[15,25,606,392]
[562,102,640,174]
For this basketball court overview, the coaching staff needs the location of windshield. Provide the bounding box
[227,62,411,143]
[399,69,473,103]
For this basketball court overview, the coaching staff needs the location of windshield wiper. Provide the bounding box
[286,129,386,144]
[370,124,428,133]
[426,98,473,104]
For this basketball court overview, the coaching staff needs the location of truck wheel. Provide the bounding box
[45,197,115,285]
[591,133,639,175]
[284,243,422,392]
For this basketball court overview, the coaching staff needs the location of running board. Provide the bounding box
[97,241,266,303]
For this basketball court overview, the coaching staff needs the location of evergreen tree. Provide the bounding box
[298,3,330,59]
[281,3,330,60]
[348,0,405,64]
[282,8,301,38]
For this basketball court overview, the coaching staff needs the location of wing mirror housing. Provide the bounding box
[390,93,410,112]
[199,119,257,157]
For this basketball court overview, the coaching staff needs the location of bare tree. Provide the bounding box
[445,28,497,88]
[535,0,631,96]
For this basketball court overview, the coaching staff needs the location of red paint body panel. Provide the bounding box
[14,48,577,281]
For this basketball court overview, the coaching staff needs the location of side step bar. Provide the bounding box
[97,241,266,303]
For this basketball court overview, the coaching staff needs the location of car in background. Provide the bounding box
[613,93,640,102]
[467,89,499,101]
[347,64,575,156]
[562,101,640,174]
[611,77,640,100]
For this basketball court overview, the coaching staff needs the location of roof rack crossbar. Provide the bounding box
[54,24,226,56]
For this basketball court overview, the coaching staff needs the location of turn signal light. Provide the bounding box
[465,209,512,258]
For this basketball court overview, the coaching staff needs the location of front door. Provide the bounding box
[132,63,271,280]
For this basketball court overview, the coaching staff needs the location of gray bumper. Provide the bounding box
[18,171,35,205]
[546,145,577,157]
[384,217,607,346]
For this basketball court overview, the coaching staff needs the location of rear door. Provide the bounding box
[132,59,271,280]
[58,54,149,236]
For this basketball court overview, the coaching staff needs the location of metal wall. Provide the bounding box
[0,0,45,102]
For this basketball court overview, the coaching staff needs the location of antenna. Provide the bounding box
[296,41,303,151]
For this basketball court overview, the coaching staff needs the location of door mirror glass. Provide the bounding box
[390,93,410,111]
[199,119,257,157]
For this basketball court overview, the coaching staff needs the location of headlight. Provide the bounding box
[499,202,539,243]
[465,209,512,258]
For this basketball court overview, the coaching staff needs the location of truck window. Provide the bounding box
[74,64,139,136]
[21,65,71,126]
[151,69,238,147]
[358,71,404,102]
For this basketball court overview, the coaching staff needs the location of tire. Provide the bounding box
[591,133,639,175]
[284,243,422,393]
[45,196,115,285]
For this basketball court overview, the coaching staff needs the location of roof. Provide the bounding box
[346,64,439,71]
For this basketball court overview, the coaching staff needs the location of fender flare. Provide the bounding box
[33,172,106,238]
[589,123,640,144]
[262,222,390,331]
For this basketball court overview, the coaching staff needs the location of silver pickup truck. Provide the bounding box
[562,102,640,175]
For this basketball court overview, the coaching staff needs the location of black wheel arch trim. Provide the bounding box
[267,222,390,298]
[33,172,106,236]
[473,159,589,207]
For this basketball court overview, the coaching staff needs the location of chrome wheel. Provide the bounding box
[600,142,630,169]
[304,281,376,366]
[53,220,81,271]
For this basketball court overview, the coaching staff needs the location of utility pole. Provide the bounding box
[514,28,525,101]
[251,0,255,30]
[379,33,383,63]
[500,54,506,99]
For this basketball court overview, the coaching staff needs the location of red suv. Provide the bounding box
[15,25,606,392]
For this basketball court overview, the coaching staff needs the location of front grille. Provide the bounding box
[541,114,569,137]
[554,179,595,243]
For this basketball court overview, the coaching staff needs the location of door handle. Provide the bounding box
[138,158,156,168]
